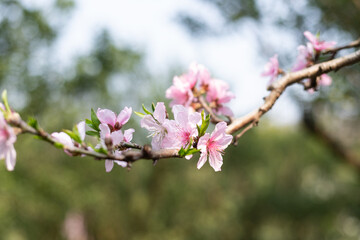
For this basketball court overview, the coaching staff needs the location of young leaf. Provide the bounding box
[134,111,145,118]
[54,142,64,149]
[86,130,99,137]
[90,108,101,131]
[178,147,186,157]
[94,147,108,154]
[1,90,11,114]
[151,102,156,112]
[142,104,152,115]
[185,148,200,155]
[64,129,82,144]
[85,119,92,125]
[27,117,39,130]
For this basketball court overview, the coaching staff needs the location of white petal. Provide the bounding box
[114,160,127,168]
[5,145,16,171]
[105,160,114,172]
[209,150,223,172]
[77,121,86,141]
[197,152,208,169]
[153,102,166,123]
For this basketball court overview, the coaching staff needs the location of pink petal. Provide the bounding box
[153,102,166,123]
[5,145,16,171]
[304,31,317,44]
[210,122,228,141]
[111,130,124,146]
[117,107,132,126]
[97,108,116,127]
[197,133,210,152]
[123,128,135,142]
[105,160,114,172]
[77,121,86,141]
[197,152,208,169]
[216,134,233,150]
[140,115,158,131]
[114,160,127,168]
[319,74,332,86]
[208,150,223,172]
[51,132,74,147]
[99,124,111,139]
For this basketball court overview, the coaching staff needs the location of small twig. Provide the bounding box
[198,95,226,124]
[233,121,256,146]
[323,38,360,55]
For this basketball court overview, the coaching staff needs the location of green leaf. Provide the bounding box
[85,119,92,125]
[1,90,11,114]
[64,129,82,143]
[94,147,108,154]
[134,111,145,118]
[185,148,200,155]
[90,108,101,131]
[198,111,210,137]
[54,142,64,149]
[86,130,99,137]
[142,104,152,115]
[27,117,39,130]
[178,147,186,157]
[151,102,156,112]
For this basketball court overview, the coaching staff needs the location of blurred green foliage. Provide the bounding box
[1,0,360,239]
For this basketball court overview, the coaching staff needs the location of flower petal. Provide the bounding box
[5,145,16,171]
[124,128,135,142]
[111,130,124,146]
[77,121,86,141]
[97,108,116,127]
[209,150,223,172]
[99,124,111,139]
[105,160,114,172]
[153,102,166,123]
[114,160,127,168]
[197,152,208,169]
[117,107,132,126]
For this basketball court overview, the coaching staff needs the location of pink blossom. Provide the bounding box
[165,75,194,107]
[96,107,132,132]
[206,79,235,116]
[140,102,175,150]
[171,105,201,149]
[292,43,314,71]
[0,113,16,171]
[188,62,211,87]
[51,121,86,156]
[99,124,135,172]
[261,54,280,84]
[319,74,332,86]
[304,31,336,52]
[307,74,333,93]
[197,121,233,172]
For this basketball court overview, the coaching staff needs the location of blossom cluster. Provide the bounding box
[262,31,336,89]
[140,102,233,171]
[166,63,235,117]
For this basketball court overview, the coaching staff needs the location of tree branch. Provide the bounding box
[9,117,180,163]
[226,49,360,135]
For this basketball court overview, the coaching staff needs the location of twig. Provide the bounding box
[9,117,180,162]
[198,95,226,124]
[323,38,360,55]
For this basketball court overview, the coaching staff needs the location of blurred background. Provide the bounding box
[0,0,360,239]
